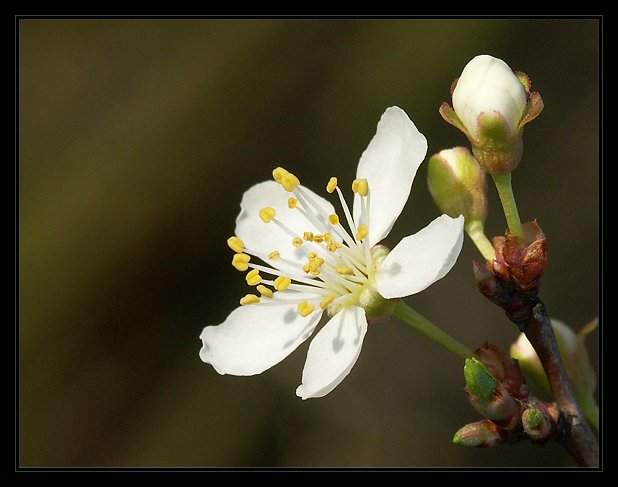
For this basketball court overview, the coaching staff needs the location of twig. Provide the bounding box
[524,303,599,467]
[474,267,598,465]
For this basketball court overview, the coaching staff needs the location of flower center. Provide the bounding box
[228,167,380,318]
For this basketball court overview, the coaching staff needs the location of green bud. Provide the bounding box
[453,420,507,448]
[428,147,487,223]
[521,407,553,442]
[464,358,521,429]
[464,358,497,401]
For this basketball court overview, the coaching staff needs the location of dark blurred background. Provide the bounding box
[18,19,599,467]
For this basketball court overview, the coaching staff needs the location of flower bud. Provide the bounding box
[440,55,544,175]
[453,420,509,448]
[428,147,487,223]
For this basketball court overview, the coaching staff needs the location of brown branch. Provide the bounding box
[473,222,599,467]
[525,303,598,467]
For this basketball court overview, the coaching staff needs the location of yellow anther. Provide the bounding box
[232,253,251,271]
[245,269,262,286]
[320,295,336,309]
[309,268,320,276]
[324,232,332,243]
[274,276,291,291]
[313,234,324,243]
[256,285,273,298]
[313,257,325,267]
[326,177,338,193]
[303,263,311,274]
[303,231,314,241]
[356,224,368,241]
[239,294,260,305]
[308,252,318,260]
[352,178,369,197]
[337,264,353,275]
[298,301,315,317]
[328,214,340,225]
[272,167,288,183]
[292,237,303,248]
[268,251,280,260]
[327,242,342,252]
[281,172,300,192]
[288,197,298,209]
[259,207,276,223]
[227,236,245,253]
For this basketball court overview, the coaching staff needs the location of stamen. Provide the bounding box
[352,178,369,197]
[274,276,292,291]
[272,167,288,183]
[259,207,276,223]
[356,224,368,241]
[326,177,338,193]
[298,301,315,317]
[227,236,245,253]
[303,232,314,241]
[256,284,273,298]
[239,294,260,305]
[249,264,328,287]
[268,251,280,260]
[320,295,336,309]
[232,253,251,271]
[337,264,353,275]
[327,242,342,252]
[288,198,298,209]
[333,186,358,246]
[245,269,262,286]
[313,234,324,243]
[292,237,303,248]
[281,172,300,192]
[328,214,340,225]
[291,188,330,235]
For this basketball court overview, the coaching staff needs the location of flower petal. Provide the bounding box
[374,214,464,298]
[200,298,323,376]
[296,306,368,399]
[235,181,336,278]
[353,106,428,246]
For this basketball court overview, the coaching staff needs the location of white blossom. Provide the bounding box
[200,107,464,399]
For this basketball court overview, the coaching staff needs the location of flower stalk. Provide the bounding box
[393,301,472,361]
[492,173,523,238]
[465,219,495,261]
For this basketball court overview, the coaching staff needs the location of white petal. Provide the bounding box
[200,298,323,376]
[374,214,464,298]
[235,180,336,278]
[296,306,368,399]
[353,106,428,246]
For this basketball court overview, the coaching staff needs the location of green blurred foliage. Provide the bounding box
[19,19,598,467]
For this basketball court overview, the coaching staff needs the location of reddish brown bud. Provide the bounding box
[474,342,529,400]
[492,221,548,294]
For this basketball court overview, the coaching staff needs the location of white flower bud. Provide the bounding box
[440,55,544,175]
[453,55,527,140]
